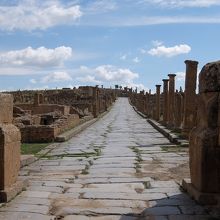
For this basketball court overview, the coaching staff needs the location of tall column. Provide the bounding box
[155,85,161,121]
[167,74,176,127]
[182,60,199,137]
[92,87,99,118]
[162,79,169,124]
[183,60,220,205]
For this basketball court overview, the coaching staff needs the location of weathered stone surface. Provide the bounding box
[0,93,23,202]
[0,212,55,220]
[0,98,213,219]
[182,60,198,137]
[63,215,137,220]
[189,61,220,194]
[0,93,13,123]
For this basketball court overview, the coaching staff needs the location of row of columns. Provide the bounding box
[154,60,198,137]
[130,59,220,205]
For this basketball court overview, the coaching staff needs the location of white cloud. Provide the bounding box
[73,65,139,86]
[124,82,149,92]
[152,40,163,47]
[30,79,37,84]
[0,0,82,31]
[140,0,220,8]
[132,57,140,63]
[85,0,117,13]
[41,71,72,83]
[175,72,185,81]
[120,54,127,60]
[0,46,72,67]
[76,75,101,84]
[148,44,191,57]
[81,15,220,26]
[140,49,147,54]
[95,65,138,83]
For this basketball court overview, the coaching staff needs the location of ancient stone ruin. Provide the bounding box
[0,94,27,202]
[9,86,116,143]
[129,59,220,206]
[183,61,220,205]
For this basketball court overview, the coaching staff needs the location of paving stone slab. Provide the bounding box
[0,212,55,220]
[82,192,167,200]
[0,203,49,214]
[63,215,137,220]
[142,206,180,216]
[168,215,212,220]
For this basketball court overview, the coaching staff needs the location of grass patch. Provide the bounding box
[143,181,151,189]
[161,145,187,153]
[21,143,49,155]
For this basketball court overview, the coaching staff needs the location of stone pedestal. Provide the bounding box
[162,79,169,124]
[182,60,198,138]
[0,94,27,202]
[183,61,220,205]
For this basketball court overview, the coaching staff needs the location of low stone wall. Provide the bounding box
[16,104,70,115]
[20,114,80,143]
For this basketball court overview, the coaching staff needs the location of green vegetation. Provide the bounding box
[21,143,49,155]
[143,181,151,189]
[161,145,188,153]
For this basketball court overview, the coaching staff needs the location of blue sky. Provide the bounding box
[0,0,220,92]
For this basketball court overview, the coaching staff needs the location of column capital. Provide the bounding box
[162,79,169,82]
[168,74,176,78]
[155,84,161,88]
[184,60,199,66]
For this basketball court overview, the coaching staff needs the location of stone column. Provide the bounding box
[168,74,176,127]
[145,92,149,117]
[155,85,161,121]
[183,61,220,205]
[162,79,169,124]
[92,87,99,118]
[0,94,26,202]
[33,93,40,106]
[182,60,199,137]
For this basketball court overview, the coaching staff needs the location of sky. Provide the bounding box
[0,0,220,92]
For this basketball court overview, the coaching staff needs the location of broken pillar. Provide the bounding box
[182,60,199,137]
[0,93,27,202]
[167,74,176,127]
[182,61,220,205]
[162,79,169,124]
[155,85,161,121]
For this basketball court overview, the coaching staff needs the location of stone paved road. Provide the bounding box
[0,98,213,220]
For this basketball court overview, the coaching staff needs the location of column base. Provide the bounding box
[182,178,220,205]
[0,177,28,203]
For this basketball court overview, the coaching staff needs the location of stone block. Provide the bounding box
[0,124,21,190]
[0,93,13,124]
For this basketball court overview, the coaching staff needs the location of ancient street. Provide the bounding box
[0,98,212,220]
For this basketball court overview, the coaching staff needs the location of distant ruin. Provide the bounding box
[9,86,116,143]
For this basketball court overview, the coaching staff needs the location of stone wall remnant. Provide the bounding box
[0,94,26,202]
[183,61,220,205]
